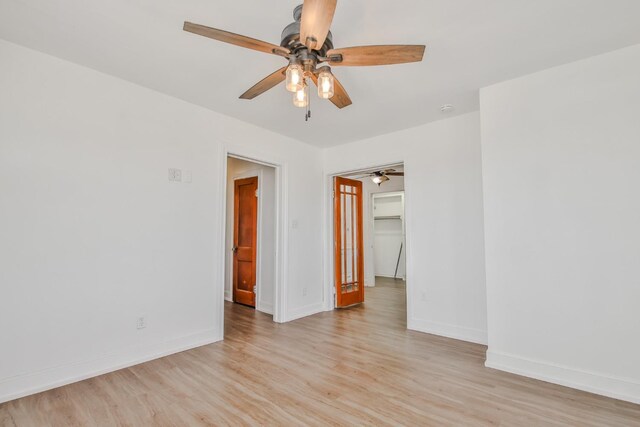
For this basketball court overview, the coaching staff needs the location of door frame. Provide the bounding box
[323,162,413,323]
[218,148,288,330]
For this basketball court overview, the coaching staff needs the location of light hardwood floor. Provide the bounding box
[2,277,639,426]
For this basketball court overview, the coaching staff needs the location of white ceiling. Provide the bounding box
[2,1,640,147]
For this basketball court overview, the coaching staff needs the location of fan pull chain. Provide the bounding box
[305,78,311,121]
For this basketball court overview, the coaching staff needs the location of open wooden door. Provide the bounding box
[334,177,365,307]
[233,176,258,307]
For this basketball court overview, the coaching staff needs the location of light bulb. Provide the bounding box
[317,68,335,99]
[293,84,308,108]
[371,175,389,186]
[286,63,304,92]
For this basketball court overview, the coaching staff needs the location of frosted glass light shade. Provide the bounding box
[371,175,389,185]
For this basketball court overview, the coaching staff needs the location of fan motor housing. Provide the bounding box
[280,4,334,57]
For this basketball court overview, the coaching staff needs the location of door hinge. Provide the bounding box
[253,286,256,294]
[255,189,259,197]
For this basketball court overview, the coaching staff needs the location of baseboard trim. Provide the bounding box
[0,328,222,404]
[486,350,640,404]
[408,318,488,345]
[375,274,405,280]
[285,302,325,322]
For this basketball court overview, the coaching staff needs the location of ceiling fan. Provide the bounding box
[183,0,426,118]
[354,169,404,186]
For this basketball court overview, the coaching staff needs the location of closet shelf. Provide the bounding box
[374,215,402,220]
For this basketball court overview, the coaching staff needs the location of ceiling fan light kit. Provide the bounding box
[183,0,426,120]
[293,83,310,108]
[316,66,335,99]
[371,175,390,185]
[351,169,404,186]
[285,59,305,92]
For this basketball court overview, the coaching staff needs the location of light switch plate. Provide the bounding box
[168,168,182,182]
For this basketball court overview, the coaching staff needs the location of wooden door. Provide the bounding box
[334,177,365,307]
[233,176,258,307]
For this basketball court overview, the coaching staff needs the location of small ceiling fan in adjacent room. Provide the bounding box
[183,0,426,119]
[354,169,404,186]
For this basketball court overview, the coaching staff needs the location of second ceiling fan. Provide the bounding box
[354,169,404,186]
[183,0,426,115]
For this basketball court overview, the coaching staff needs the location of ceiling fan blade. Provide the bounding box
[329,75,352,109]
[239,67,287,100]
[385,172,404,176]
[183,22,289,57]
[310,72,352,109]
[300,0,337,50]
[327,45,425,66]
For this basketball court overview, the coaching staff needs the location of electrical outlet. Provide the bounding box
[420,292,427,302]
[302,287,308,296]
[136,316,146,330]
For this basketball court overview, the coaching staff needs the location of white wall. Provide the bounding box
[480,44,640,403]
[0,39,324,403]
[324,112,488,344]
[225,157,276,315]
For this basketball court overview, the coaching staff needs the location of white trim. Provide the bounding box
[216,144,228,339]
[0,329,221,404]
[408,318,488,345]
[221,148,288,324]
[485,350,640,404]
[285,302,325,322]
[373,191,405,200]
[402,162,416,341]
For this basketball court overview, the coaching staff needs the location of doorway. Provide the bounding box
[329,164,407,319]
[224,156,276,316]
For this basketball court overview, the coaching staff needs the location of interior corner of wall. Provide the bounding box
[408,317,488,345]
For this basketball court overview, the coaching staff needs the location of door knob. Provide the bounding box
[232,246,238,253]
